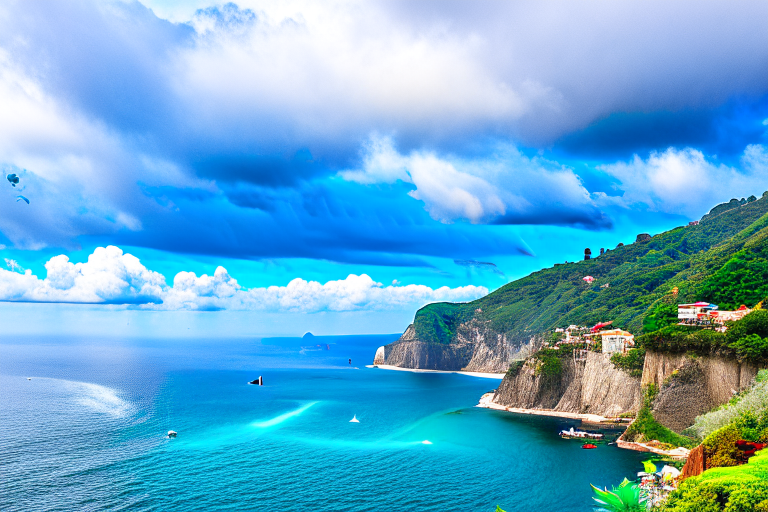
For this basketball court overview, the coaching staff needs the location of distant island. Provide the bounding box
[375,191,768,510]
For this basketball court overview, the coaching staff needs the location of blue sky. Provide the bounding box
[0,0,766,336]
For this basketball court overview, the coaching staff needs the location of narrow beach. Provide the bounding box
[367,364,505,379]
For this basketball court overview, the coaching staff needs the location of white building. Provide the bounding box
[601,329,635,354]
[677,302,717,322]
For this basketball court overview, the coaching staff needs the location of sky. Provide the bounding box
[0,0,767,336]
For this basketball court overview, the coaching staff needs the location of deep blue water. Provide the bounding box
[0,334,647,511]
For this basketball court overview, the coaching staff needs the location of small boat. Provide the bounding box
[248,376,263,385]
[559,427,604,440]
[422,440,432,445]
[349,415,360,423]
[27,377,31,380]
[167,430,177,438]
[582,443,597,449]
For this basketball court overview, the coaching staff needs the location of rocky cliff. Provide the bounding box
[376,320,538,372]
[487,349,761,429]
[491,351,642,417]
[642,351,758,432]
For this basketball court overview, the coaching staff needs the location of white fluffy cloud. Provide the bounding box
[0,246,487,311]
[598,145,768,217]
[341,135,600,225]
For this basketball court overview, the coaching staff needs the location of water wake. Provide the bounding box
[251,402,317,428]
[34,377,132,418]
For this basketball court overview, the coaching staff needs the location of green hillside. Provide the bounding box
[413,192,768,345]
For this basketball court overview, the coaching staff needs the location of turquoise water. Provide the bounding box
[0,334,646,511]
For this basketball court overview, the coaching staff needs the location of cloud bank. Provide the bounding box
[0,0,765,264]
[0,246,487,311]
[598,144,768,218]
[341,135,609,227]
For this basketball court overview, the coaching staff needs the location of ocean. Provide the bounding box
[0,333,647,511]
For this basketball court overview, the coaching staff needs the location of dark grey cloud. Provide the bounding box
[0,0,765,261]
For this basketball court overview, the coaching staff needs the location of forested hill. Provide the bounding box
[412,192,768,346]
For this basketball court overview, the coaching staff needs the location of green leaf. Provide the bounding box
[641,460,657,473]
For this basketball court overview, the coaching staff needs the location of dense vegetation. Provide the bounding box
[410,192,768,346]
[610,348,646,377]
[638,310,768,364]
[661,449,768,512]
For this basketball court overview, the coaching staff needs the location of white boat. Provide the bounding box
[559,427,603,440]
[349,415,360,423]
[167,430,178,438]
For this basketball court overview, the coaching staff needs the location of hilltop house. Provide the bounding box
[677,302,751,326]
[600,329,635,354]
[677,302,718,323]
[709,305,751,324]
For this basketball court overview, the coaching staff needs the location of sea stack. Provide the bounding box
[373,346,386,365]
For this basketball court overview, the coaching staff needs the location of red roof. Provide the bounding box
[590,321,613,333]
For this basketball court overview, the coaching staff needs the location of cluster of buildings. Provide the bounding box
[677,302,752,328]
[551,323,635,356]
[545,301,754,357]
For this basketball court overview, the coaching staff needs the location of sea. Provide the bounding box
[0,333,648,511]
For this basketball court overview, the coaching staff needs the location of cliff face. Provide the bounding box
[378,321,538,373]
[489,350,760,426]
[492,351,642,417]
[642,351,758,432]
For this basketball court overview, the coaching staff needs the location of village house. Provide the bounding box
[677,302,751,326]
[708,305,751,324]
[677,302,718,324]
[600,329,635,354]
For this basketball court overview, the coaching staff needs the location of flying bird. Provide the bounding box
[16,195,29,204]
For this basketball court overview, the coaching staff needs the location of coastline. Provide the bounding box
[367,364,505,379]
[475,392,621,424]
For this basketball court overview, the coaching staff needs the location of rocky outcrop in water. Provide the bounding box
[492,351,642,417]
[377,321,539,373]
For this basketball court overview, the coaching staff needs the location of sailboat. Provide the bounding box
[349,415,360,423]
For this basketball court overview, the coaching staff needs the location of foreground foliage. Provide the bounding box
[660,449,768,512]
[591,478,645,512]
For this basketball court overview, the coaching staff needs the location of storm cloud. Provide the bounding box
[0,0,765,265]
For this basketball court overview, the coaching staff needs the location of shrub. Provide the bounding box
[506,360,524,378]
[534,352,562,378]
[702,424,743,468]
[660,449,768,512]
[729,334,768,362]
[688,379,768,440]
[726,310,768,341]
[610,348,646,377]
